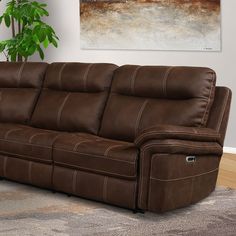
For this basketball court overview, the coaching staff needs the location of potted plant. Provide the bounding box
[0,0,59,62]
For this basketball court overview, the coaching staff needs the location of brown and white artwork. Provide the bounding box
[80,0,221,51]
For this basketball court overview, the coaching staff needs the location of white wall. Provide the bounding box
[0,0,235,148]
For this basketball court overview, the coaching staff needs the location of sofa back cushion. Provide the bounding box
[99,65,216,142]
[31,62,117,134]
[0,62,48,124]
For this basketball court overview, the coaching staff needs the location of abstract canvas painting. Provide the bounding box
[80,0,221,51]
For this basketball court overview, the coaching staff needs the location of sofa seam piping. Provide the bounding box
[150,168,219,182]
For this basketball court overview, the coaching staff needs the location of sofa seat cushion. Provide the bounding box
[53,133,138,180]
[0,123,61,163]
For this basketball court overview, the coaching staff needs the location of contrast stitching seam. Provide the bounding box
[162,67,173,98]
[134,100,148,137]
[58,63,67,89]
[138,140,221,208]
[85,134,129,145]
[150,168,219,182]
[142,143,221,150]
[104,144,124,157]
[83,64,93,92]
[73,140,90,151]
[137,130,219,140]
[130,66,141,95]
[147,154,167,210]
[57,93,71,129]
[51,133,67,165]
[200,73,215,126]
[4,128,23,139]
[139,149,146,208]
[54,148,137,164]
[0,138,51,148]
[17,63,25,87]
[28,133,49,143]
[72,170,77,194]
[216,89,230,132]
[54,161,136,178]
[135,130,220,144]
[51,133,65,146]
[103,176,108,202]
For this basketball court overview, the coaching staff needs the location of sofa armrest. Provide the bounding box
[135,125,221,147]
[140,139,223,156]
[137,138,222,211]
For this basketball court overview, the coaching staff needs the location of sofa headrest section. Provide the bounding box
[0,62,48,88]
[31,62,118,134]
[112,65,216,99]
[0,62,48,124]
[44,63,117,92]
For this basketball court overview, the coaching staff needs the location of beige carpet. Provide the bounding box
[0,180,236,236]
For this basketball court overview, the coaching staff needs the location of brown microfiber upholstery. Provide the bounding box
[31,63,117,134]
[0,62,232,214]
[0,155,53,189]
[135,125,221,146]
[135,86,232,213]
[138,138,223,211]
[135,87,232,213]
[53,166,137,209]
[0,62,48,124]
[100,65,216,142]
[207,87,232,146]
[148,154,221,212]
[53,133,138,179]
[0,123,61,163]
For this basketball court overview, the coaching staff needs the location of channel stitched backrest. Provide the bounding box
[99,65,216,142]
[31,62,118,134]
[0,62,48,124]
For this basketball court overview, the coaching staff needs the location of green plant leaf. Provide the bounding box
[51,38,58,48]
[0,0,58,61]
[37,45,44,60]
[39,3,47,8]
[32,34,40,44]
[0,16,3,24]
[43,37,49,48]
[4,14,11,27]
[10,51,17,62]
[28,44,36,55]
[0,43,6,53]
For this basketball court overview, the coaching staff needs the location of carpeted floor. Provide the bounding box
[0,181,235,236]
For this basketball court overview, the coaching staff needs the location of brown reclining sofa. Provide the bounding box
[0,62,231,213]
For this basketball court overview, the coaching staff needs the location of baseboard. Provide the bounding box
[223,147,236,154]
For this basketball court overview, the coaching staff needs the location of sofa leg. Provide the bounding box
[133,209,145,214]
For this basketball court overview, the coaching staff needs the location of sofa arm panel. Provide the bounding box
[138,139,223,211]
[140,139,222,156]
[148,153,220,212]
[207,87,232,146]
[135,125,221,147]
